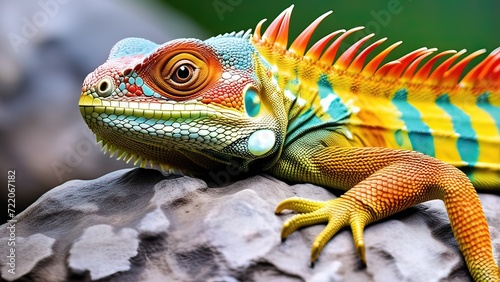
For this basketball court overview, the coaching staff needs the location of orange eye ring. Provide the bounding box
[152,52,212,97]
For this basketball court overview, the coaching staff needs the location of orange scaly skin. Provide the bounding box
[79,6,500,281]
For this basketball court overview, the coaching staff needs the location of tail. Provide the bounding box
[441,171,500,281]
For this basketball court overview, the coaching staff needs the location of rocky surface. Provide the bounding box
[1,168,499,281]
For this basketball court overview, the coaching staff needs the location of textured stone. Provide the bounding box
[0,233,56,280]
[0,168,498,281]
[68,225,139,280]
[137,207,170,236]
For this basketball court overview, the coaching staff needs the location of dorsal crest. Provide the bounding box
[252,5,500,90]
[211,29,253,40]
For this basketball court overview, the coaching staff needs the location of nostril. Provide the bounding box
[99,81,108,92]
[96,77,115,97]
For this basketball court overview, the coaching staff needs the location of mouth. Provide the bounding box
[78,93,217,120]
[78,93,243,159]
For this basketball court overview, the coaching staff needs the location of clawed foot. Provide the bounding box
[276,196,370,263]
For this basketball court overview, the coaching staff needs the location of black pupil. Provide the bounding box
[176,65,190,80]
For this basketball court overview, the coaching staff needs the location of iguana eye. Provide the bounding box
[167,60,199,87]
[154,53,212,97]
[148,44,222,100]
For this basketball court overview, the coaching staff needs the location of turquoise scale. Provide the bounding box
[317,74,349,122]
[477,92,500,132]
[436,94,479,165]
[392,89,435,157]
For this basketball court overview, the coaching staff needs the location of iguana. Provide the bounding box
[79,5,500,281]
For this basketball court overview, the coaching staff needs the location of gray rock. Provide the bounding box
[0,233,55,280]
[0,168,499,281]
[68,225,140,280]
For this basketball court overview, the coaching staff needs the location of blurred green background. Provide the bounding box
[162,0,499,64]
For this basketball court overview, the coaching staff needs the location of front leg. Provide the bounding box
[271,143,499,281]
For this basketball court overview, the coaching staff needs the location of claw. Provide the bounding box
[350,211,369,263]
[275,197,326,214]
[357,244,366,264]
[310,211,349,262]
[311,241,323,262]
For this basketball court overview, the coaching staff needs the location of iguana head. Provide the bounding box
[79,30,287,174]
